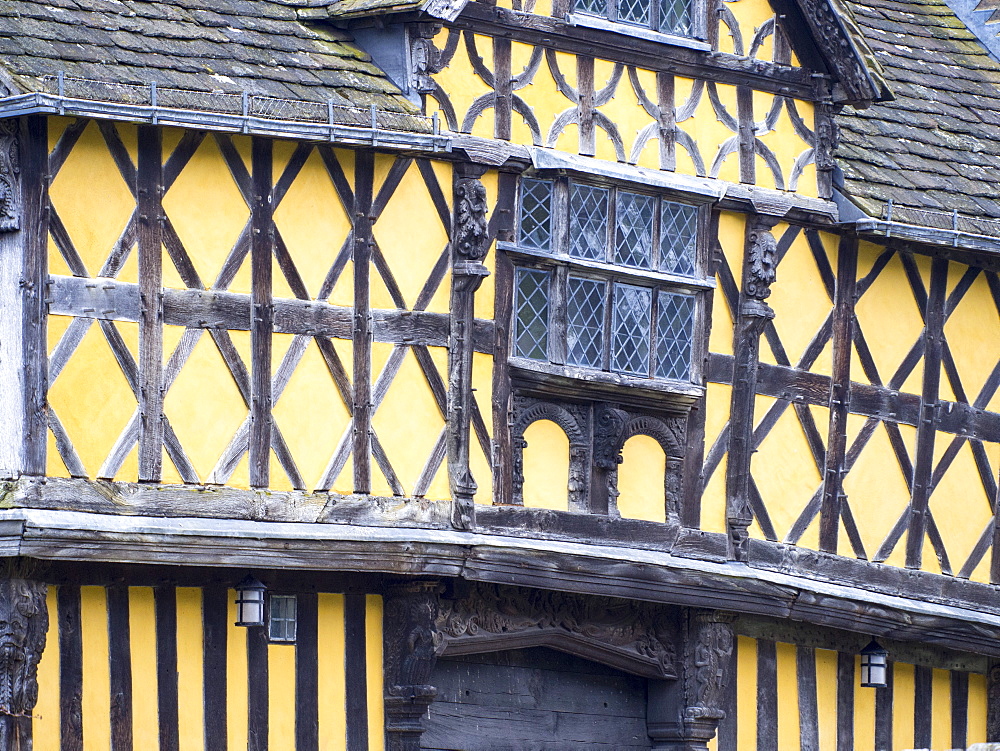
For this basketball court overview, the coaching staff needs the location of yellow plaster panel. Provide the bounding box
[318,593,347,749]
[176,587,205,751]
[49,121,136,278]
[272,338,352,492]
[510,46,579,152]
[162,136,250,293]
[944,270,1000,403]
[128,587,159,751]
[81,585,111,751]
[48,321,138,479]
[752,396,822,542]
[163,328,250,484]
[688,82,740,184]
[227,590,249,751]
[775,642,799,751]
[768,227,833,370]
[815,649,838,751]
[716,212,746,301]
[273,148,353,302]
[372,160,451,314]
[522,419,570,511]
[754,95,816,197]
[617,434,666,523]
[736,636,757,751]
[371,345,448,498]
[701,382,732,535]
[366,595,385,751]
[893,663,916,751]
[724,0,775,58]
[471,352,495,504]
[842,416,913,566]
[853,655,876,749]
[593,58,654,165]
[968,672,987,745]
[931,668,952,751]
[268,644,296,751]
[33,587,59,747]
[927,440,994,578]
[431,30,495,138]
[853,247,924,393]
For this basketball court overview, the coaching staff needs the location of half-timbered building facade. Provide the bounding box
[0,0,998,747]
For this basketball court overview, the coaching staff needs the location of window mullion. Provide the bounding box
[552,178,570,254]
[550,265,569,365]
[607,188,618,264]
[650,0,660,33]
[651,197,662,269]
[648,285,659,378]
[602,278,614,371]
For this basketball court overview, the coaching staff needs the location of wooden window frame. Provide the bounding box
[501,175,713,400]
[567,0,708,42]
[267,594,298,643]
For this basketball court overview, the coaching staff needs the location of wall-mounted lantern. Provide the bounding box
[859,639,889,688]
[235,575,267,627]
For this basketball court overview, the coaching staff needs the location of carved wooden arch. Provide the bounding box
[614,414,687,522]
[620,414,685,459]
[511,398,589,509]
[433,583,678,680]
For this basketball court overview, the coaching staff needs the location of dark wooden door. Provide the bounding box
[421,647,652,750]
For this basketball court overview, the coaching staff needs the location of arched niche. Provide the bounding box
[618,434,668,523]
[521,419,570,511]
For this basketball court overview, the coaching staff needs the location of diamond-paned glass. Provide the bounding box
[618,0,650,25]
[616,191,655,268]
[567,277,607,368]
[520,178,553,250]
[612,283,652,375]
[656,291,695,380]
[514,268,550,360]
[659,0,691,35]
[569,183,609,261]
[574,0,606,15]
[269,595,297,642]
[659,200,697,275]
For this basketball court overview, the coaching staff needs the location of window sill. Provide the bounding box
[566,13,709,52]
[510,356,703,409]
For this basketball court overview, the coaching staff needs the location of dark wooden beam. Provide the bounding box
[353,151,375,494]
[137,125,164,482]
[906,257,948,569]
[491,171,518,506]
[344,594,370,751]
[154,586,179,751]
[107,585,133,751]
[295,593,320,751]
[59,584,84,751]
[819,233,857,553]
[250,137,274,489]
[203,586,228,751]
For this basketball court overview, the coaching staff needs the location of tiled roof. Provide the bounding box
[838,0,1000,231]
[0,0,419,116]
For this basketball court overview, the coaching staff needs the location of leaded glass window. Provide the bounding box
[509,176,705,383]
[567,277,606,368]
[269,595,297,643]
[574,0,694,36]
[514,267,551,360]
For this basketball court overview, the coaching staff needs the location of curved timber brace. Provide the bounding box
[448,167,490,530]
[726,215,779,562]
[0,566,48,751]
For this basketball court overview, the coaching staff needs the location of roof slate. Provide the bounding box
[839,0,1000,229]
[0,0,420,117]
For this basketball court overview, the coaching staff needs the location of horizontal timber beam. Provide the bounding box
[46,274,495,354]
[5,478,1000,657]
[707,353,1000,442]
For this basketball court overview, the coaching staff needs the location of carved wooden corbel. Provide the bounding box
[0,121,20,233]
[410,23,445,95]
[0,572,47,751]
[647,609,735,751]
[591,403,629,516]
[988,661,1000,742]
[448,171,490,530]
[383,580,441,751]
[726,217,779,562]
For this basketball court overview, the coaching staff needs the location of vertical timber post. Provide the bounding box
[906,256,947,569]
[491,171,518,506]
[647,610,734,750]
[249,137,274,488]
[137,125,164,481]
[0,117,46,478]
[0,568,47,751]
[725,216,777,561]
[383,580,440,751]
[353,150,374,494]
[819,232,857,553]
[448,166,490,529]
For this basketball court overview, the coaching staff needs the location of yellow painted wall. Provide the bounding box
[32,585,379,750]
[521,418,571,511]
[617,434,667,522]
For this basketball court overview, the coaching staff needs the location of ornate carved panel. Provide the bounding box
[0,570,47,751]
[0,121,20,233]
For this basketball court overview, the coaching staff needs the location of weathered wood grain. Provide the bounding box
[296,593,319,751]
[203,586,228,751]
[344,593,369,751]
[155,586,179,751]
[107,585,133,751]
[59,584,84,751]
[249,137,274,488]
[353,151,375,494]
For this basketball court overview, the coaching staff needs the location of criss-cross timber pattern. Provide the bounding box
[44,118,492,496]
[703,226,1000,578]
[427,2,814,190]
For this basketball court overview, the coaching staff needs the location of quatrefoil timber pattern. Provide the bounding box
[429,0,815,192]
[44,118,492,499]
[703,225,1000,580]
